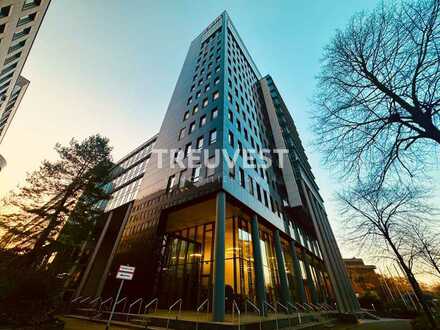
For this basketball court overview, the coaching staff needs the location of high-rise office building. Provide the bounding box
[0,0,51,164]
[77,12,359,321]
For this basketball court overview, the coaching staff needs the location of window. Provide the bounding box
[203,98,209,107]
[183,111,190,121]
[228,110,233,122]
[211,108,218,119]
[244,128,249,141]
[17,13,36,27]
[196,90,201,98]
[238,141,243,157]
[209,130,217,144]
[193,105,199,114]
[166,175,176,193]
[213,91,220,100]
[196,136,204,149]
[215,65,220,72]
[236,120,241,132]
[184,143,192,158]
[192,165,201,183]
[205,85,210,92]
[228,131,234,146]
[189,122,196,134]
[256,183,262,202]
[214,77,220,85]
[0,6,11,18]
[206,156,216,177]
[228,157,236,179]
[190,84,195,92]
[239,168,245,188]
[174,149,182,163]
[263,190,269,207]
[187,97,192,105]
[178,128,185,140]
[247,176,254,195]
[200,115,206,127]
[228,93,232,103]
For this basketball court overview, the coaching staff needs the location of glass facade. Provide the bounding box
[158,216,285,310]
[102,138,156,212]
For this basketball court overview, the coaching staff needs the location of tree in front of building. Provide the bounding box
[0,134,113,269]
[338,182,438,328]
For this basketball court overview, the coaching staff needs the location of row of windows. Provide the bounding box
[227,161,281,218]
[111,158,148,189]
[226,30,259,88]
[105,178,142,212]
[290,222,322,259]
[0,2,42,98]
[117,142,155,170]
[178,128,217,160]
[166,157,217,193]
[0,2,40,24]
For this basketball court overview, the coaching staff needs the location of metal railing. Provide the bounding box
[144,298,159,314]
[195,299,209,330]
[287,302,298,312]
[128,298,143,317]
[304,303,316,312]
[277,301,290,328]
[244,299,261,330]
[89,297,101,308]
[232,300,240,330]
[99,297,113,312]
[115,297,128,314]
[71,296,83,303]
[166,298,182,330]
[264,301,278,330]
[79,296,91,304]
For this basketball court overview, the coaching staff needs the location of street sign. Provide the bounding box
[107,265,136,329]
[116,264,135,280]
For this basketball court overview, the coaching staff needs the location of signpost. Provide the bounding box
[105,265,135,330]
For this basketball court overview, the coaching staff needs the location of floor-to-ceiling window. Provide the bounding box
[158,216,258,311]
[259,226,280,304]
[158,222,214,309]
[281,237,297,302]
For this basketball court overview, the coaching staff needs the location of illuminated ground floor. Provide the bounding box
[76,190,338,322]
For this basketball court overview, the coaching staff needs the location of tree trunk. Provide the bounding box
[388,238,438,329]
[27,192,71,268]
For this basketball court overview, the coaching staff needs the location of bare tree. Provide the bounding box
[314,0,440,186]
[412,224,440,279]
[339,182,437,328]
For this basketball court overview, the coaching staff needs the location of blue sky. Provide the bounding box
[2,0,437,279]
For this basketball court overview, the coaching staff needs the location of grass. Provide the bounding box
[59,316,136,330]
[330,319,412,330]
[59,316,413,330]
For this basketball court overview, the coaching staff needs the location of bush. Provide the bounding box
[411,315,437,330]
[0,256,64,327]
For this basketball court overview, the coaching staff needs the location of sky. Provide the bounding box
[0,0,438,282]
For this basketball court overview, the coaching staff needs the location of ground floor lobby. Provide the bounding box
[77,190,340,322]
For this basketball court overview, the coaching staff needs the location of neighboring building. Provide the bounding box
[0,0,50,149]
[344,258,380,298]
[76,12,359,320]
